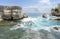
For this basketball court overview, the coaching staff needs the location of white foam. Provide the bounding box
[10,17,60,33]
[10,24,26,30]
[22,17,37,22]
[50,26,60,32]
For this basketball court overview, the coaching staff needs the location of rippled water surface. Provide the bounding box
[0,17,60,39]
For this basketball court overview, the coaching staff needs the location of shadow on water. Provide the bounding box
[0,20,21,26]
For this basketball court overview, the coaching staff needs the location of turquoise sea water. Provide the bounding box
[26,13,42,17]
[0,13,60,39]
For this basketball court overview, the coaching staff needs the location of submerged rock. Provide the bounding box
[53,27,59,30]
[0,19,3,21]
[0,20,20,26]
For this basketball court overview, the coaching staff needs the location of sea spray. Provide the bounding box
[10,17,60,39]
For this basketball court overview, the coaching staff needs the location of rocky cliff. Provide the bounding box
[50,3,60,17]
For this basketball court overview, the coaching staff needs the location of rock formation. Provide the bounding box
[53,27,59,30]
[49,3,60,20]
[0,6,28,20]
[50,3,60,17]
[42,13,48,18]
[19,13,28,19]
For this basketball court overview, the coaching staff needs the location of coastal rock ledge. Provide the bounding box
[49,17,60,20]
[49,4,60,20]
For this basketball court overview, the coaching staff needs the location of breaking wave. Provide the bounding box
[10,17,60,39]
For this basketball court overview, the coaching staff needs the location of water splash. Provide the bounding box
[10,17,60,39]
